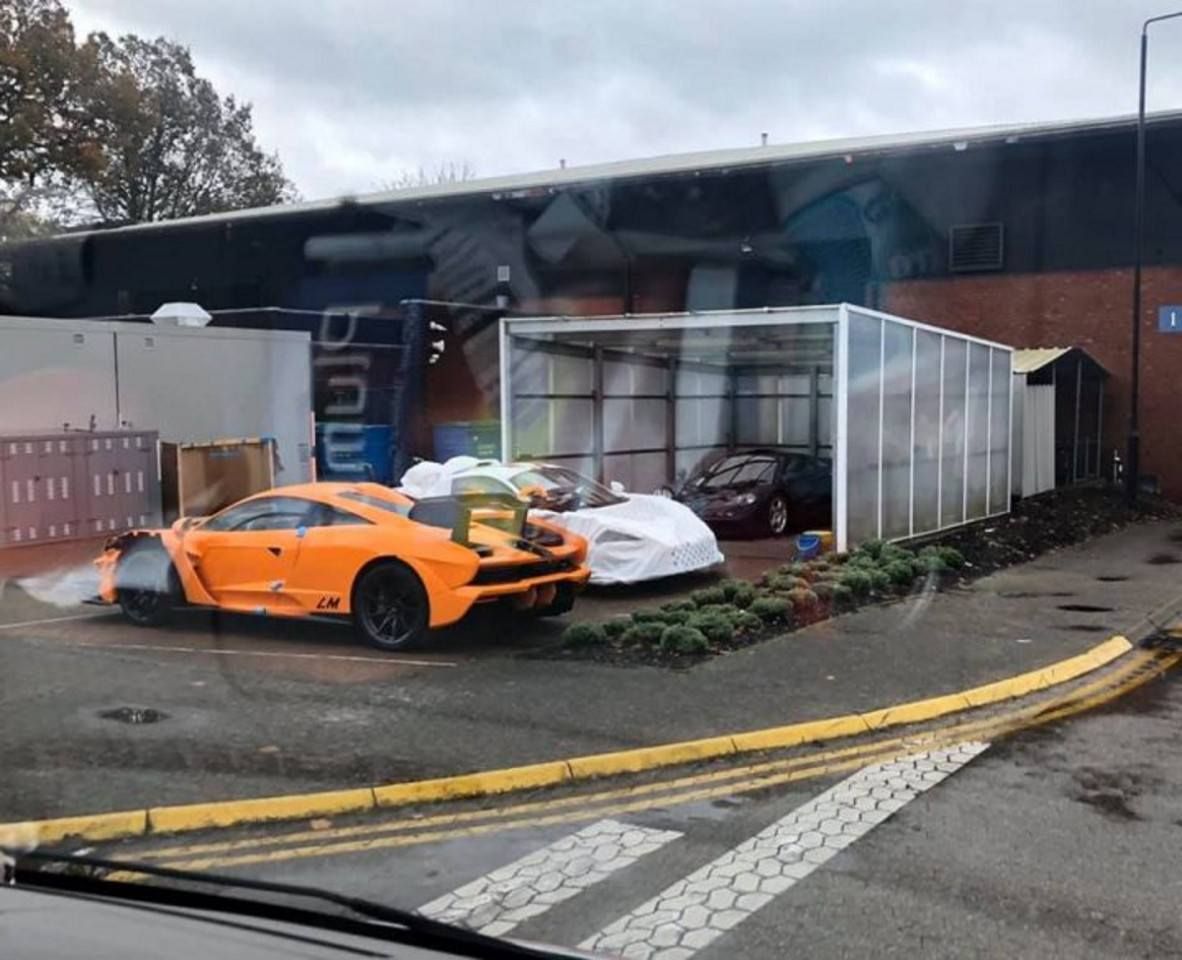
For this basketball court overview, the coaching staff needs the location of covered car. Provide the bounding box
[400,459,723,585]
[675,449,832,537]
[93,481,589,651]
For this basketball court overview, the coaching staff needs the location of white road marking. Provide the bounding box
[0,611,116,631]
[581,741,991,960]
[59,640,457,668]
[419,819,682,939]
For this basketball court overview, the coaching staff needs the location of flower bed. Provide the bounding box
[537,485,1181,668]
[542,541,964,667]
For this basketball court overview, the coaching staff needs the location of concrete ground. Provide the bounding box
[82,647,1182,960]
[2,521,1182,823]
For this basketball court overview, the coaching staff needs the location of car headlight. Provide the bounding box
[653,485,674,498]
[736,492,758,505]
[596,530,642,543]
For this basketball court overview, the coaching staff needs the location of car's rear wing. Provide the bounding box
[407,493,528,545]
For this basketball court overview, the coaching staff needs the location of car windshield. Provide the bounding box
[695,456,778,489]
[510,467,626,509]
[3,5,1178,960]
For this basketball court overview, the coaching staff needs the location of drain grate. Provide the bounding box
[1057,603,1115,613]
[1096,575,1130,582]
[98,706,168,725]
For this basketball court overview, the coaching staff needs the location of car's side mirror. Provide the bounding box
[609,481,625,494]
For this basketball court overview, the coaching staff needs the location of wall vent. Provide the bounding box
[949,223,1004,272]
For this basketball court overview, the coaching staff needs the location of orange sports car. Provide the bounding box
[93,482,590,650]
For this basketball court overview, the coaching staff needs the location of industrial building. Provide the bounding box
[1,111,1180,496]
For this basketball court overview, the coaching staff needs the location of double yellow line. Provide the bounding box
[114,645,1178,875]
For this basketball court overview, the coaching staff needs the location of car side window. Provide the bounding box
[306,503,372,527]
[202,497,314,532]
[452,475,513,496]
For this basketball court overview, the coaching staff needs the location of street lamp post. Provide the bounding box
[1127,11,1182,504]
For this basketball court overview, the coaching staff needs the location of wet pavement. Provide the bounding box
[79,657,1182,959]
[3,521,1182,826]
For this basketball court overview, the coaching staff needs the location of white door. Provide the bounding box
[1022,384,1055,496]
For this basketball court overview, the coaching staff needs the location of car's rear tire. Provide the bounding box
[117,546,180,627]
[767,495,789,536]
[352,562,430,651]
[534,582,577,618]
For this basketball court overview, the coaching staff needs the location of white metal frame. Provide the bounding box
[502,303,1014,553]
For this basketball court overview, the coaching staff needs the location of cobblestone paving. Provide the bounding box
[580,741,991,959]
[417,818,682,938]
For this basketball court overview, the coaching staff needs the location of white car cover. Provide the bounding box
[398,459,724,585]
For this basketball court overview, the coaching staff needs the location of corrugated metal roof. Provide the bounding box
[1010,346,1110,375]
[55,110,1182,239]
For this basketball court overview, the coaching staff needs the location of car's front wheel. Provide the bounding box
[352,562,430,651]
[117,546,180,627]
[767,494,789,536]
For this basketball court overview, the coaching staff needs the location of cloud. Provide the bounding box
[67,0,1182,199]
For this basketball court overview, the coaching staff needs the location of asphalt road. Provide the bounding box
[4,522,1182,823]
[85,648,1182,959]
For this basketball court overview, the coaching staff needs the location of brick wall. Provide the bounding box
[884,266,1182,499]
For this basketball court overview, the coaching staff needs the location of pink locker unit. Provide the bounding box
[0,431,160,548]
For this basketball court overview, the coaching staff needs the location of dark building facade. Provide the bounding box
[2,113,1182,493]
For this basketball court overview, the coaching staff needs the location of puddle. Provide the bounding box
[1057,603,1115,613]
[998,591,1076,599]
[1095,575,1129,582]
[1146,552,1182,565]
[1060,624,1109,632]
[1074,789,1141,821]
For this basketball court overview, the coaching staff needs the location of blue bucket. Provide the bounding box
[795,533,822,561]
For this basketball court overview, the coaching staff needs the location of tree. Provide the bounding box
[0,0,102,186]
[381,161,475,192]
[79,33,297,223]
[0,0,103,237]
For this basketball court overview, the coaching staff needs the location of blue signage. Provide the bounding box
[1159,305,1182,332]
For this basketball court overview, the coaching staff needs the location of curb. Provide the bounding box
[0,634,1133,847]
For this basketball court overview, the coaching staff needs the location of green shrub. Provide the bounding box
[685,611,735,644]
[620,621,666,645]
[831,582,855,610]
[718,579,743,601]
[695,603,741,620]
[805,559,832,573]
[661,599,696,613]
[812,581,835,604]
[831,551,850,564]
[786,587,820,612]
[729,582,757,609]
[631,609,669,624]
[750,595,792,622]
[920,552,950,574]
[690,586,727,607]
[937,546,966,569]
[860,538,887,559]
[768,574,811,592]
[659,624,710,654]
[846,552,878,570]
[602,618,630,638]
[734,610,764,634]
[839,568,873,597]
[562,622,606,647]
[883,559,917,587]
[867,568,892,593]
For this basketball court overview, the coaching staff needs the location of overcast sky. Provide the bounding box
[69,1,1182,200]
